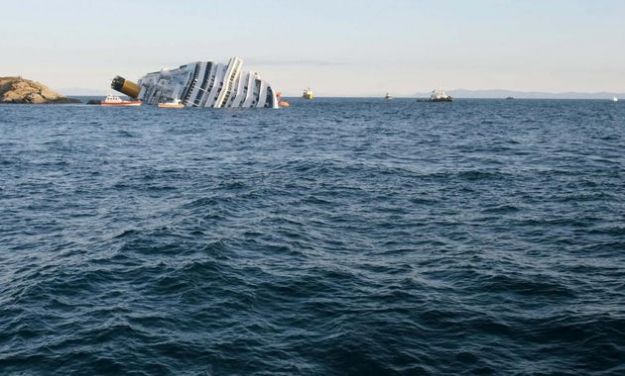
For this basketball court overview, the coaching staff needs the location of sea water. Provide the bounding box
[1,99,624,375]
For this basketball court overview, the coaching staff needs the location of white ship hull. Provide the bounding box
[112,57,278,109]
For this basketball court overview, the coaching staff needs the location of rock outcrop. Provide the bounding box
[0,76,80,104]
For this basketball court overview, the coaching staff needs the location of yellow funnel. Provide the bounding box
[111,76,140,98]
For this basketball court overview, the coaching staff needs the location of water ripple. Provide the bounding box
[1,99,624,375]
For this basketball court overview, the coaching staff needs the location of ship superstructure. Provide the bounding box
[111,57,278,108]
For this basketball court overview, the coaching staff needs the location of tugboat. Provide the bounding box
[100,94,142,107]
[429,89,452,102]
[158,99,185,109]
[302,88,314,100]
[384,92,393,100]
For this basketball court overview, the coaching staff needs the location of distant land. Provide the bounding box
[414,89,623,100]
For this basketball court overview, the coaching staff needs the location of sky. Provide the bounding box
[1,0,624,96]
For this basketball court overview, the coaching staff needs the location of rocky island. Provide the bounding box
[0,76,80,104]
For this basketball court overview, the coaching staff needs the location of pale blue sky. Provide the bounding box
[1,0,624,96]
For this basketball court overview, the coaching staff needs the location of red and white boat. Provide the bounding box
[100,94,142,107]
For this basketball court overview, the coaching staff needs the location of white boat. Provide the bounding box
[429,89,452,102]
[384,93,393,100]
[111,57,279,109]
[613,96,619,102]
[100,95,142,107]
[158,99,184,109]
[302,88,314,100]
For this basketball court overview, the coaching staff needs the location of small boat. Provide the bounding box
[613,96,619,103]
[100,94,142,107]
[276,92,290,108]
[384,93,393,100]
[158,99,185,109]
[279,100,290,108]
[505,96,514,100]
[302,88,314,100]
[429,89,452,102]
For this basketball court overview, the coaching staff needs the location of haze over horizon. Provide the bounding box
[1,0,623,97]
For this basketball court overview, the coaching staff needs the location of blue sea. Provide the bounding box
[1,99,624,375]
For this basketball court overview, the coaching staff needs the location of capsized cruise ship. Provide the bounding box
[111,57,279,108]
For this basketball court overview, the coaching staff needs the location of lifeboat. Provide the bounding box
[100,94,142,107]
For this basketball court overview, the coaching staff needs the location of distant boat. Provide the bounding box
[100,94,142,107]
[429,89,452,102]
[613,96,619,102]
[158,99,184,109]
[384,93,393,100]
[302,88,314,100]
[505,96,514,100]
